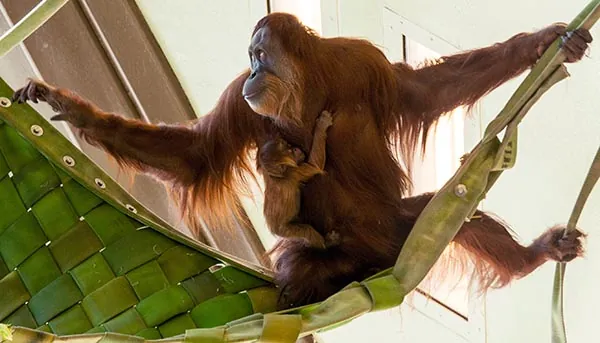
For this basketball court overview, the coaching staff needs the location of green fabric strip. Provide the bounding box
[257,314,302,343]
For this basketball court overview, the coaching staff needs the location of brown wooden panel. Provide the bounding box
[2,0,137,118]
[77,0,196,123]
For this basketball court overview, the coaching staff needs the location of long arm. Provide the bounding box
[397,25,592,129]
[400,193,585,289]
[13,74,265,186]
[13,74,270,239]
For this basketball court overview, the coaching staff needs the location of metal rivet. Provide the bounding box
[95,178,106,189]
[30,124,44,136]
[0,97,11,108]
[63,155,75,167]
[126,204,137,213]
[455,184,468,197]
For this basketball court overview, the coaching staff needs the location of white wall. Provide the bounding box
[134,0,267,116]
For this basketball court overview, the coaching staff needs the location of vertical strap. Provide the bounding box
[552,146,600,343]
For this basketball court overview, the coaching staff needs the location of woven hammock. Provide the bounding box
[0,1,598,342]
[0,77,405,342]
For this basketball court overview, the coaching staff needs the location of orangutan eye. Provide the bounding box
[257,50,267,63]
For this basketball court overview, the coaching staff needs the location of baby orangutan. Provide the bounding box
[259,110,333,249]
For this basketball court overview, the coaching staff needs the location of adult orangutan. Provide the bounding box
[13,13,592,307]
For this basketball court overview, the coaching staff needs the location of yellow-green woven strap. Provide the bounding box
[552,146,600,343]
[185,327,226,343]
[0,324,11,341]
[257,314,302,343]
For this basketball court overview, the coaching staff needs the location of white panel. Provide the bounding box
[336,0,385,46]
[384,0,594,50]
[271,0,322,34]
[134,0,268,116]
[319,0,340,37]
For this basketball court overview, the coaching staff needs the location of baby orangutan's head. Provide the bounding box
[258,138,305,178]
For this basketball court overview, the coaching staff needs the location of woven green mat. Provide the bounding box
[0,78,280,340]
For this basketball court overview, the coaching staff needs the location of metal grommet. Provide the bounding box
[94,178,106,189]
[0,97,11,108]
[125,204,137,213]
[209,264,225,273]
[63,155,75,167]
[30,124,44,136]
[454,184,468,197]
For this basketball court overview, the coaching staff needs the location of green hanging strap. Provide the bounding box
[551,146,600,343]
[0,0,70,58]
